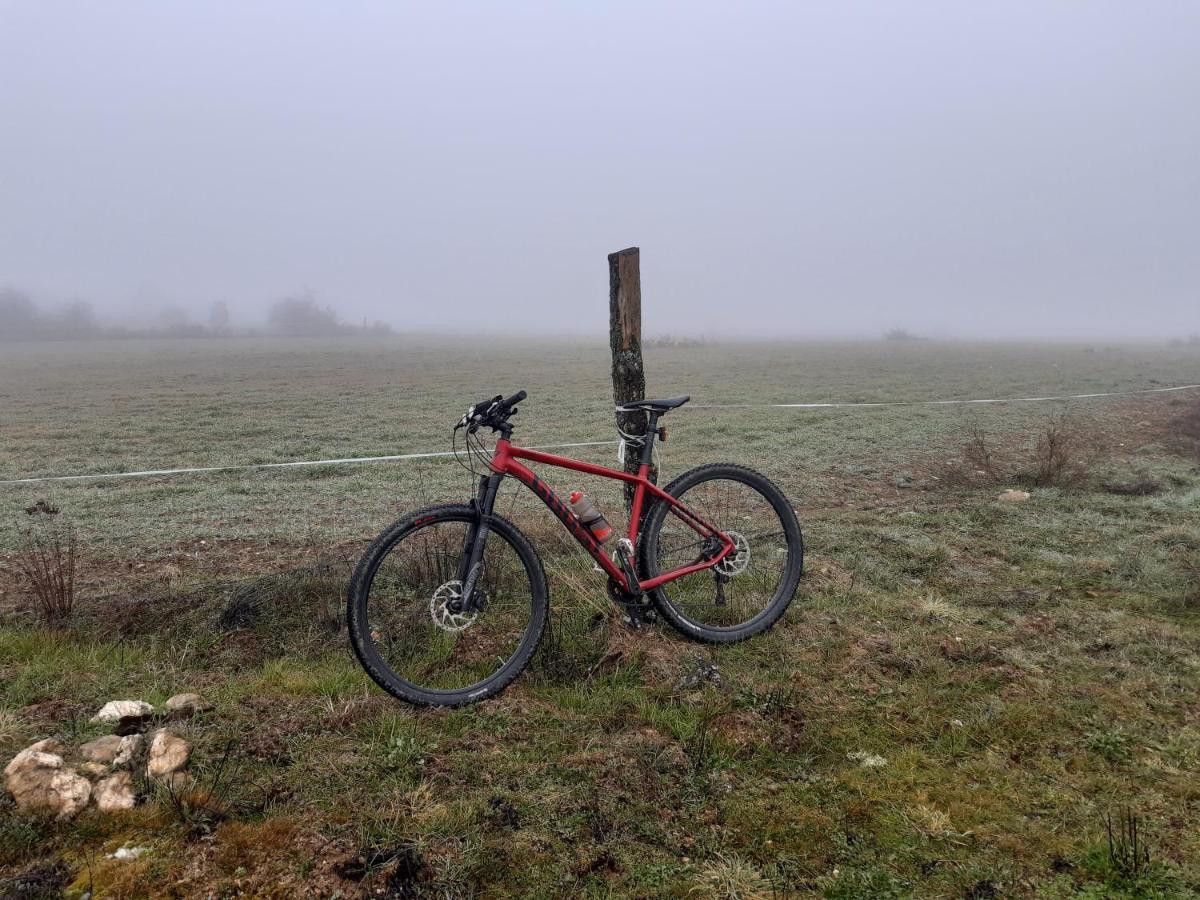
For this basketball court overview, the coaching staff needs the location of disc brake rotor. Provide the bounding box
[430,580,479,632]
[714,531,751,576]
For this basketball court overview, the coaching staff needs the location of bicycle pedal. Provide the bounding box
[620,602,657,627]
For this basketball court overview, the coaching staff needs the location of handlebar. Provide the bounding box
[458,390,527,433]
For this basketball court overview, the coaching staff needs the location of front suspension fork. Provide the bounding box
[458,473,503,611]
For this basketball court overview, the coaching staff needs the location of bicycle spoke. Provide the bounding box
[656,536,709,556]
[652,474,793,630]
[364,518,535,693]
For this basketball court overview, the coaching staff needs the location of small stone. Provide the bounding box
[106,845,148,861]
[80,735,124,765]
[91,700,153,724]
[847,751,888,768]
[94,771,136,812]
[674,658,721,691]
[996,490,1031,503]
[113,734,143,768]
[147,730,189,780]
[163,693,208,718]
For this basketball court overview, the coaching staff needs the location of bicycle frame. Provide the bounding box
[466,436,735,595]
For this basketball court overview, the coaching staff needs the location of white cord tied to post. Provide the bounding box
[616,425,648,466]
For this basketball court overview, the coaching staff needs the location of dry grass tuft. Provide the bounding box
[692,853,774,898]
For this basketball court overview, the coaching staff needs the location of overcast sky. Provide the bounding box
[1,2,1198,338]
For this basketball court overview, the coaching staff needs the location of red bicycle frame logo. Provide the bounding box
[489,438,735,593]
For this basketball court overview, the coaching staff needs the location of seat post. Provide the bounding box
[640,412,660,467]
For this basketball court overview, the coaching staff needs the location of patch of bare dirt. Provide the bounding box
[17,698,88,728]
[808,554,855,591]
[710,708,772,754]
[172,821,357,898]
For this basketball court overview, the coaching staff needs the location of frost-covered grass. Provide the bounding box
[1,337,1199,896]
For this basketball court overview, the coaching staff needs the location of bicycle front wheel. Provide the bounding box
[641,464,803,643]
[347,504,547,706]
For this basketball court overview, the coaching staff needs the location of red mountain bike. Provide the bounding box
[348,391,803,706]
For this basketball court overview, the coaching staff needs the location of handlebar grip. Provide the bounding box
[501,390,527,408]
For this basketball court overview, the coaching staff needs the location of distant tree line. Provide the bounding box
[1,290,102,340]
[0,289,393,341]
[265,293,393,337]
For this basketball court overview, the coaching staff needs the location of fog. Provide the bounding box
[1,2,1198,340]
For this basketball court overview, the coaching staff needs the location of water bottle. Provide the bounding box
[569,491,613,543]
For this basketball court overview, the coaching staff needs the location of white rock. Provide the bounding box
[91,700,154,724]
[113,734,143,768]
[147,730,189,780]
[6,762,91,820]
[5,739,92,820]
[996,489,1031,503]
[94,771,136,812]
[80,735,124,764]
[4,739,66,777]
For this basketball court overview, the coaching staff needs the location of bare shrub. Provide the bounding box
[952,415,1094,489]
[1029,415,1089,487]
[16,523,77,622]
[962,424,1002,482]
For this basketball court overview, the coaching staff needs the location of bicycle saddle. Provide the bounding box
[616,395,690,413]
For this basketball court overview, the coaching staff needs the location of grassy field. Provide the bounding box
[2,337,1199,898]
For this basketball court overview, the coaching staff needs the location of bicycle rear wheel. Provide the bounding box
[347,504,547,706]
[640,464,803,643]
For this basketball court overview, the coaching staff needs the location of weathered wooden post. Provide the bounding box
[608,247,650,508]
